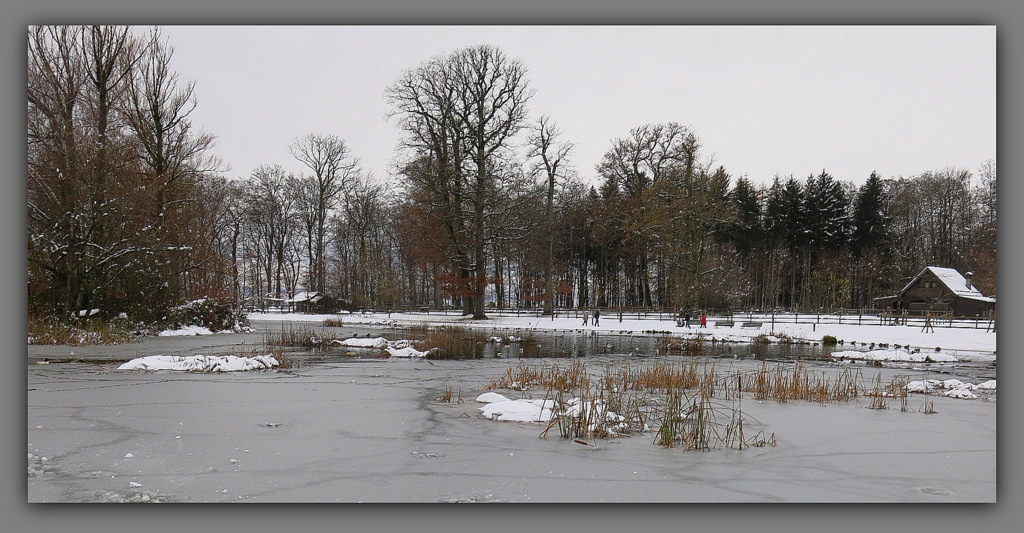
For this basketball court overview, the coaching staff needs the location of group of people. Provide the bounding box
[677,310,707,328]
[582,308,709,328]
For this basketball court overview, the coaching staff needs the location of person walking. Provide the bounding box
[582,310,589,326]
[922,310,935,333]
[700,312,707,328]
[593,308,601,326]
[684,312,691,328]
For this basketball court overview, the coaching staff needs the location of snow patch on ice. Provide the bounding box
[475,392,511,403]
[830,349,958,362]
[479,398,555,422]
[386,346,431,358]
[331,336,429,357]
[906,378,995,399]
[117,354,280,372]
[330,337,389,348]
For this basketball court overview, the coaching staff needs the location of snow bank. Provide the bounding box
[475,394,626,432]
[117,354,279,372]
[158,325,214,336]
[906,378,996,399]
[830,349,958,363]
[479,398,555,422]
[330,337,429,357]
[330,337,389,348]
[475,392,511,403]
[386,346,431,358]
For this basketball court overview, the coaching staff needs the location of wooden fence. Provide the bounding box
[247,304,995,331]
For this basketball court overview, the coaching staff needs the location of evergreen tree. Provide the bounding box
[779,176,807,254]
[850,171,889,257]
[802,170,851,252]
[726,176,763,255]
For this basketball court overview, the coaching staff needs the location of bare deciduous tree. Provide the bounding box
[289,133,359,293]
[387,44,533,318]
[527,115,574,315]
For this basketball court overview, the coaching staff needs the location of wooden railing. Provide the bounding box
[247,304,995,331]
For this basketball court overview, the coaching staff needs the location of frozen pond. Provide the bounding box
[27,323,996,503]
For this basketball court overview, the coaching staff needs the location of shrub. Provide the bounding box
[28,315,134,346]
[822,335,839,347]
[167,298,249,332]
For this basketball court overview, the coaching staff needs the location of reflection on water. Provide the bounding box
[278,326,995,383]
[287,327,833,361]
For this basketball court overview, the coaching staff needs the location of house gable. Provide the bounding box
[898,266,995,314]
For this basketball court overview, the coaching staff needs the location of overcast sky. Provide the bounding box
[157,25,995,188]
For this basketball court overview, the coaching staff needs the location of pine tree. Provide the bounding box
[727,176,763,255]
[850,171,888,257]
[802,170,850,252]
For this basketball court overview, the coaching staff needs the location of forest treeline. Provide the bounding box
[27,27,997,323]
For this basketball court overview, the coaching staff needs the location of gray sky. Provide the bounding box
[158,25,995,187]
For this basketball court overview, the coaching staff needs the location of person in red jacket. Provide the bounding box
[700,312,707,328]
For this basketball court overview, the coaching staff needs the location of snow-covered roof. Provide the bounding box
[287,291,323,304]
[902,266,994,302]
[958,293,997,303]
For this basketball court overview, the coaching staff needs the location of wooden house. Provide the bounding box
[286,291,325,312]
[874,266,995,317]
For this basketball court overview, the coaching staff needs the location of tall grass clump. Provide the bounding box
[601,361,714,394]
[651,389,738,450]
[232,346,289,368]
[863,372,909,411]
[540,370,644,441]
[263,324,335,350]
[28,315,135,346]
[483,358,920,452]
[486,360,590,391]
[422,326,490,359]
[738,362,866,404]
[658,334,706,355]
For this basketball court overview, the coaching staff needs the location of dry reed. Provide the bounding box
[263,324,335,349]
[481,357,929,452]
[420,326,490,359]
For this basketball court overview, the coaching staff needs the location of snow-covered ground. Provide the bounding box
[248,310,996,356]
[158,325,215,336]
